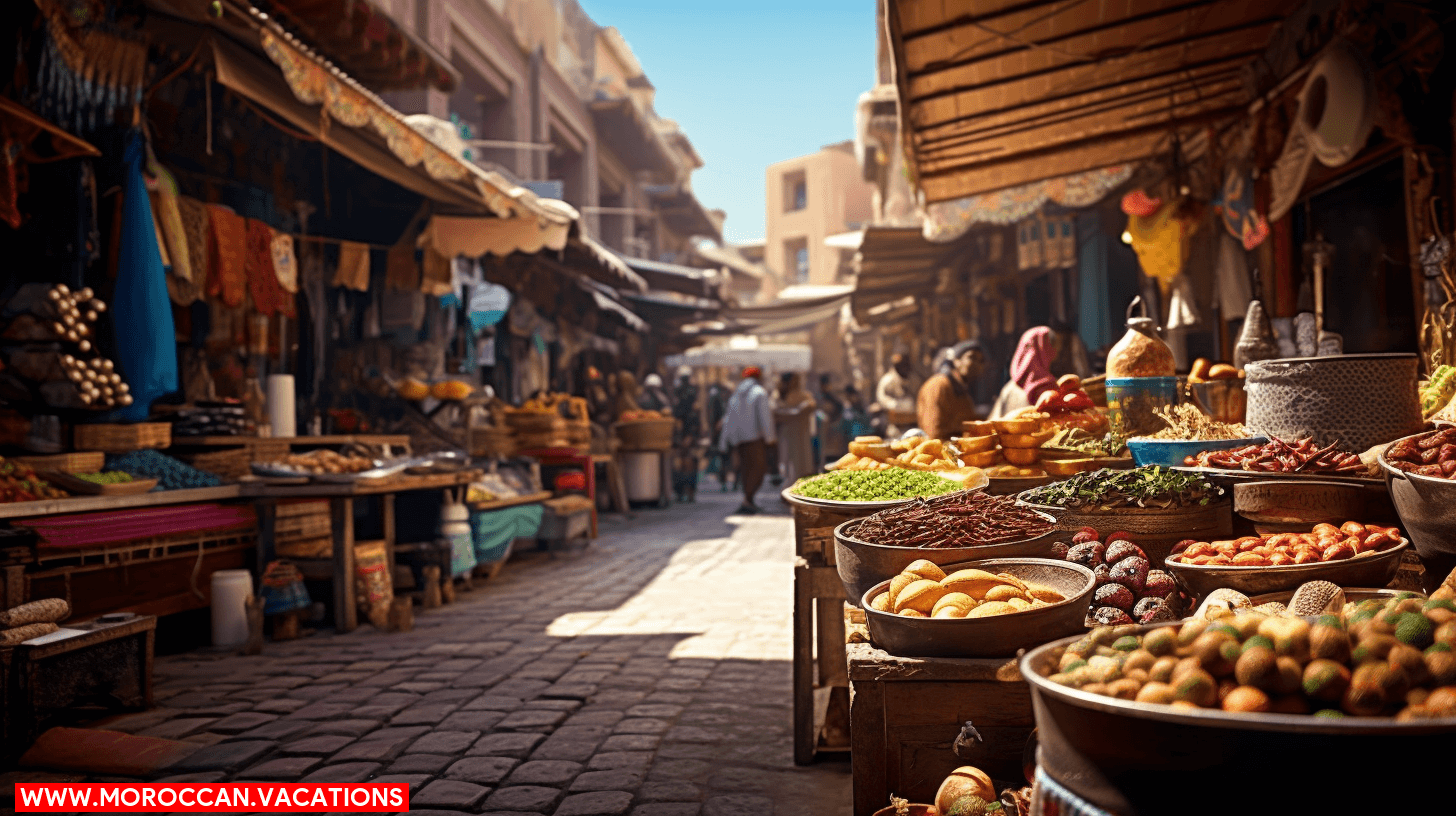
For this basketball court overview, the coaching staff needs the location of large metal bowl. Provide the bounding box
[1162,538,1409,598]
[1378,432,1456,563]
[1021,624,1456,815]
[1232,479,1395,527]
[861,558,1094,658]
[834,511,1060,605]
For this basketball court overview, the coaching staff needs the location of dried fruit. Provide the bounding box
[1067,542,1104,569]
[1105,540,1146,565]
[1141,570,1177,600]
[1091,606,1134,626]
[1110,557,1150,593]
[1094,584,1135,612]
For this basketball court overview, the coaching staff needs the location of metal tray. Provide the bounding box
[834,511,1061,604]
[1020,625,1456,816]
[861,557,1094,658]
[1162,537,1410,598]
[782,469,989,510]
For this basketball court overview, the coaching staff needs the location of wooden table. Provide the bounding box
[245,471,480,633]
[3,615,156,761]
[848,643,1033,815]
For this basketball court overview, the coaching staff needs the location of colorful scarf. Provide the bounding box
[206,204,248,307]
[1010,326,1058,404]
[246,218,293,316]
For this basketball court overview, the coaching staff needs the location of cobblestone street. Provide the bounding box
[89,487,849,816]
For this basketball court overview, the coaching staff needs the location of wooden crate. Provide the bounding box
[849,643,1034,816]
[73,423,171,453]
[13,452,105,474]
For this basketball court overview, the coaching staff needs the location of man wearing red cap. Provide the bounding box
[718,365,776,514]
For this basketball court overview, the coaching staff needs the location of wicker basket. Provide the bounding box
[504,410,561,433]
[615,418,675,450]
[174,447,251,481]
[469,426,518,458]
[13,451,106,474]
[73,422,171,453]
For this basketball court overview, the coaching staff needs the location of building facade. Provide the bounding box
[764,142,874,288]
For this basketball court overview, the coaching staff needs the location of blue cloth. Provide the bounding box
[112,133,178,419]
[1077,219,1112,353]
[470,504,544,565]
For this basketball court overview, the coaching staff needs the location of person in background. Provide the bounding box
[774,372,817,485]
[613,371,643,418]
[1049,319,1094,379]
[816,373,846,463]
[640,373,672,414]
[719,366,776,514]
[991,326,1063,418]
[875,353,919,438]
[841,385,873,441]
[705,375,733,491]
[584,366,611,421]
[670,368,702,503]
[916,340,986,440]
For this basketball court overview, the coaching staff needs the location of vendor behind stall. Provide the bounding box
[992,326,1061,418]
[876,354,920,438]
[916,340,985,440]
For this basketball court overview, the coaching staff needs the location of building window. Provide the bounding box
[784,170,807,212]
[785,237,809,283]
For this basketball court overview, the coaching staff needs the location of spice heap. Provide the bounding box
[790,468,959,502]
[106,450,221,491]
[1021,466,1222,510]
[1043,426,1128,457]
[1169,521,1402,567]
[0,458,67,503]
[853,491,1053,549]
[1139,403,1248,441]
[1384,428,1456,479]
[1035,577,1456,718]
[1188,436,1371,476]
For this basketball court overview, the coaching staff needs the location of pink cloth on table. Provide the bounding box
[1010,326,1059,404]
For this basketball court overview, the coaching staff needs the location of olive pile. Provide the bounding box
[791,468,959,502]
[105,450,221,491]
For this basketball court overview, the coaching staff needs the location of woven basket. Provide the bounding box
[470,426,518,458]
[504,410,561,433]
[73,422,171,453]
[615,418,675,450]
[14,451,105,474]
[175,447,250,481]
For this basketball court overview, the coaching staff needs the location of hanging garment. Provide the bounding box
[112,132,179,419]
[1127,203,1196,293]
[246,218,293,316]
[1076,220,1112,352]
[271,231,297,293]
[384,242,417,290]
[333,240,370,291]
[1214,233,1255,320]
[168,196,208,305]
[1216,169,1271,250]
[1166,273,1202,331]
[146,160,191,282]
[420,247,452,296]
[206,204,248,307]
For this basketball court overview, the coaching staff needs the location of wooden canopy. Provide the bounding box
[889,0,1304,202]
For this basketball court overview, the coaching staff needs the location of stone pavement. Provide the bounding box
[84,486,850,815]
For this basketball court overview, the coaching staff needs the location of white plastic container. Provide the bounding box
[441,503,476,577]
[622,451,662,502]
[210,569,253,647]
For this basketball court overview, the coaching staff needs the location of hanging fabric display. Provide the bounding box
[384,242,418,290]
[169,196,209,305]
[1127,203,1197,293]
[145,160,191,283]
[205,204,248,307]
[333,240,371,291]
[420,248,453,296]
[1214,233,1255,320]
[112,132,179,420]
[246,219,293,316]
[1215,169,1270,250]
[33,1,148,135]
[271,232,298,293]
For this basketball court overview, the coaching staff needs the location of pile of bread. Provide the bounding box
[829,436,984,484]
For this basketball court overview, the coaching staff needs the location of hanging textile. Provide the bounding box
[112,132,178,419]
[1214,234,1254,320]
[1166,274,1202,330]
[385,242,418,289]
[206,205,248,307]
[923,164,1133,242]
[1215,169,1270,250]
[33,2,147,135]
[167,196,207,305]
[1127,203,1197,294]
[271,232,298,293]
[146,160,191,282]
[421,248,452,296]
[333,240,371,291]
[246,219,293,317]
[1076,225,1112,352]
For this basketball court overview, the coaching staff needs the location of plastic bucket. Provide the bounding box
[622,451,662,501]
[210,569,253,647]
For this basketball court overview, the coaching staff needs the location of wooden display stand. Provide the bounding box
[848,642,1034,816]
[790,499,860,765]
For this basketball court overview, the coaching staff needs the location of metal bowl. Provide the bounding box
[861,558,1094,658]
[1233,479,1395,527]
[1378,433,1456,563]
[1162,538,1409,598]
[1020,624,1456,815]
[834,511,1060,605]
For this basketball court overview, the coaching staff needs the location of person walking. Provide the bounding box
[719,366,776,514]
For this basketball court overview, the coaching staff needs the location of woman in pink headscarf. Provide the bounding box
[992,327,1063,418]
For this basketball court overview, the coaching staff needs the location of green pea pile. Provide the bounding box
[791,468,959,502]
[74,471,135,485]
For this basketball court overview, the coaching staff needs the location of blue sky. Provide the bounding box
[578,0,877,246]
